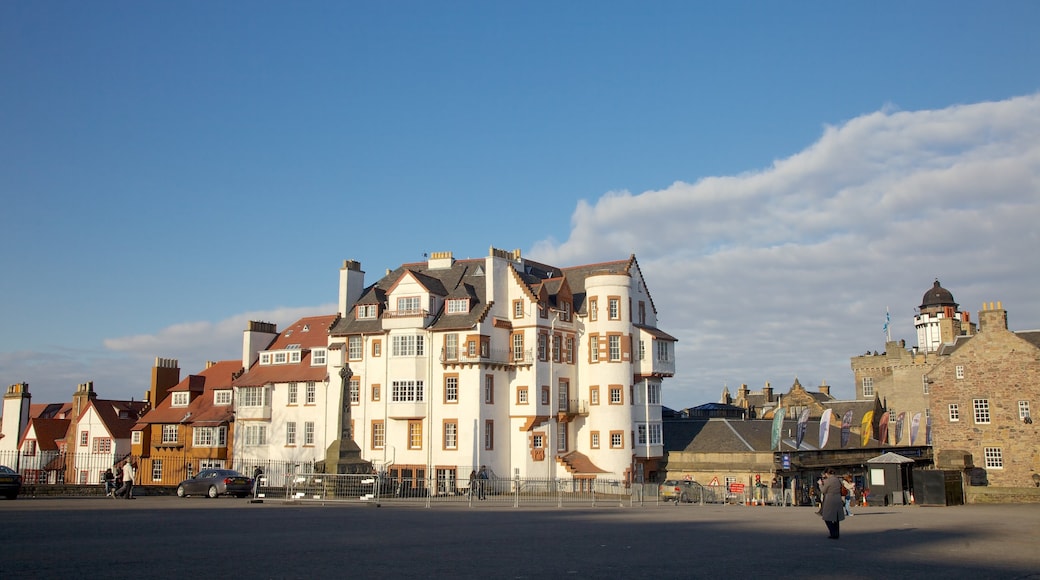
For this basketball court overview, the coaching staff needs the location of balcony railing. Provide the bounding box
[559,399,590,417]
[382,309,429,319]
[441,348,533,366]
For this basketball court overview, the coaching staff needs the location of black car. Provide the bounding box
[0,465,22,499]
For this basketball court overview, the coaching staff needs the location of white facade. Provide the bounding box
[232,315,342,475]
[329,248,675,488]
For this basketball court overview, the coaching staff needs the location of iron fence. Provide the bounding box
[280,473,664,507]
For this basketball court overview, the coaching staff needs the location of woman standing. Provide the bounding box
[819,468,845,539]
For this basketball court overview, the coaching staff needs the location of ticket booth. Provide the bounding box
[865,452,915,506]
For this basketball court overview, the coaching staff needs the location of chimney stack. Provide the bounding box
[338,260,366,317]
[150,357,181,407]
[978,302,1008,332]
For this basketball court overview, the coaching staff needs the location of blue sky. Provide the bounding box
[3,1,1039,409]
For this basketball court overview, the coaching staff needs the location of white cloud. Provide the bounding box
[2,304,336,405]
[531,94,1040,408]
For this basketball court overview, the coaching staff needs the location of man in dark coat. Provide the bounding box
[819,468,845,539]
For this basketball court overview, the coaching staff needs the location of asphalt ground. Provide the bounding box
[1,497,1037,579]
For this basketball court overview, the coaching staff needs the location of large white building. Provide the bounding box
[231,315,341,479]
[326,247,676,491]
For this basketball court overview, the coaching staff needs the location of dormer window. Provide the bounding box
[172,392,190,407]
[312,348,327,366]
[289,350,302,363]
[214,390,232,405]
[561,301,571,321]
[302,324,310,332]
[357,304,378,319]
[447,299,469,314]
[273,352,287,364]
[260,353,272,365]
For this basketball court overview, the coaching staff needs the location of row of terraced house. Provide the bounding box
[1,247,676,492]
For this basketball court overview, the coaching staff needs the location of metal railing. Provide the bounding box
[281,474,663,508]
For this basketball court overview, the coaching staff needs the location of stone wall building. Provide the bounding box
[927,302,1039,487]
[849,280,976,447]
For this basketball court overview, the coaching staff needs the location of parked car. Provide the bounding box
[0,465,21,499]
[176,469,253,498]
[658,479,716,503]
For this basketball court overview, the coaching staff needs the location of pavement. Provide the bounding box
[1,497,1038,578]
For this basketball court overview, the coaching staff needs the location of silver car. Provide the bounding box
[176,469,253,498]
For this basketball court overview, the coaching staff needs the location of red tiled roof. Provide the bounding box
[25,418,71,451]
[232,354,328,387]
[136,360,241,427]
[233,315,335,387]
[266,314,337,351]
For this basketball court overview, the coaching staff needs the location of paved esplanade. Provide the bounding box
[2,498,1038,578]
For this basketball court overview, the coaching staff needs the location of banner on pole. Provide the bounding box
[840,410,853,448]
[796,409,810,448]
[771,408,786,450]
[860,410,874,447]
[819,409,833,449]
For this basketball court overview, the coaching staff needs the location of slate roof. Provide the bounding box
[664,417,879,454]
[330,258,492,336]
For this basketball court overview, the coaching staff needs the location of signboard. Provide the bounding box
[683,474,692,481]
[729,483,745,493]
[709,477,720,487]
[782,454,791,469]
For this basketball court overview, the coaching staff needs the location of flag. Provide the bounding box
[895,412,906,444]
[860,411,874,446]
[796,409,810,448]
[883,308,891,336]
[879,412,890,445]
[840,410,853,448]
[910,413,921,445]
[771,408,786,450]
[819,409,834,449]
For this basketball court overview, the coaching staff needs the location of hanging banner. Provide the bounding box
[840,410,853,448]
[860,410,874,447]
[925,415,932,445]
[910,412,922,445]
[819,409,833,449]
[878,412,891,445]
[895,412,906,444]
[796,408,810,448]
[771,408,786,450]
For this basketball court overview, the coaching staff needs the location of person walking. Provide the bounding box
[468,470,477,499]
[477,465,488,500]
[117,460,136,499]
[841,475,856,516]
[819,468,845,539]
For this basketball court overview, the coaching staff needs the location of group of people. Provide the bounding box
[102,461,136,499]
[817,468,857,539]
[468,466,489,500]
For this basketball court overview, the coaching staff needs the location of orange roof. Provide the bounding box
[233,315,335,387]
[232,352,328,387]
[136,360,241,426]
[266,314,337,351]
